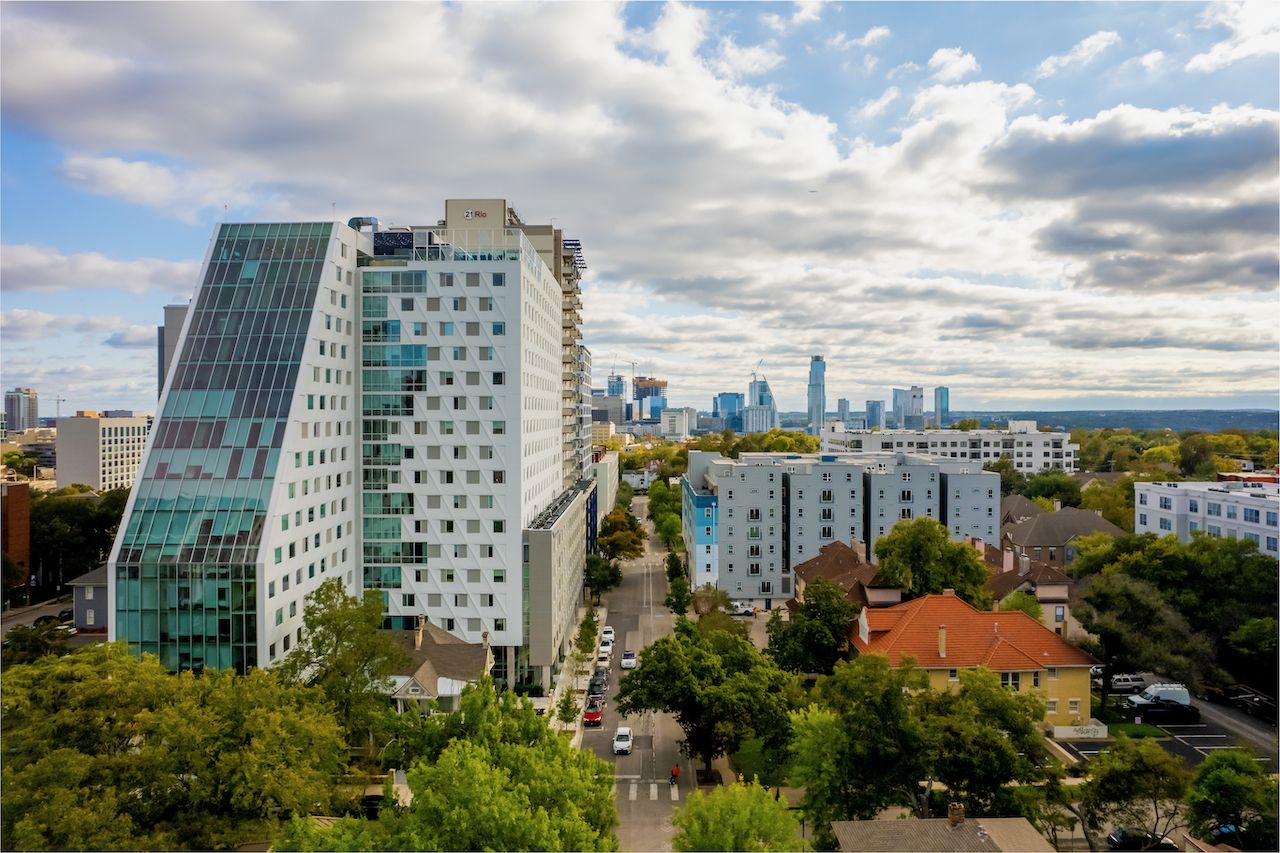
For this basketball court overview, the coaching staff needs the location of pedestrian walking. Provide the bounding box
[670,764,680,786]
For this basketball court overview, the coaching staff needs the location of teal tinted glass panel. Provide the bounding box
[114,222,332,674]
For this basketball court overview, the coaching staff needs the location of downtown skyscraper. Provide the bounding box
[109,200,592,689]
[806,355,825,436]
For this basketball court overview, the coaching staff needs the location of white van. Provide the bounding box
[1127,684,1192,708]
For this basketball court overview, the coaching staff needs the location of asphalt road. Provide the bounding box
[0,596,74,638]
[580,494,693,852]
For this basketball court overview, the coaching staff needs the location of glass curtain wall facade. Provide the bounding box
[113,222,332,673]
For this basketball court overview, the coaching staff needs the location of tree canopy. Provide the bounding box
[1187,749,1278,851]
[1082,735,1190,848]
[584,554,623,604]
[998,589,1043,621]
[765,577,857,674]
[873,518,992,608]
[1021,470,1082,508]
[672,779,805,852]
[278,682,618,852]
[276,578,410,746]
[615,619,795,772]
[2,643,346,852]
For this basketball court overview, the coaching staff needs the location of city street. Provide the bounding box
[582,494,692,852]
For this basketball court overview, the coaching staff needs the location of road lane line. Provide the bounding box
[650,783,658,801]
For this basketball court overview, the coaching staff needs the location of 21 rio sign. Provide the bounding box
[463,209,488,220]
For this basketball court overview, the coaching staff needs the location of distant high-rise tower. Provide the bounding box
[865,400,885,430]
[4,388,38,432]
[744,377,779,433]
[807,356,826,436]
[714,392,745,432]
[906,386,925,430]
[934,386,950,427]
[837,398,850,425]
[606,374,626,399]
[891,388,909,428]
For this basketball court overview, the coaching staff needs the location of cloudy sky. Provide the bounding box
[2,0,1277,416]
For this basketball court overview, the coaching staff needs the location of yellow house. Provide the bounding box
[851,590,1096,727]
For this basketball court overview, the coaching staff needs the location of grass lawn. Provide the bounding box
[729,736,790,787]
[1107,721,1167,738]
[1093,693,1167,738]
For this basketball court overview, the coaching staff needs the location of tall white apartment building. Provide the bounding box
[682,450,998,607]
[821,419,1077,473]
[56,412,152,490]
[1134,481,1279,560]
[110,200,591,684]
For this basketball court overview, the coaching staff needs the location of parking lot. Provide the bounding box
[1057,714,1275,772]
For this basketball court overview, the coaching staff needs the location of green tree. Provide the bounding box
[998,590,1043,621]
[918,668,1050,816]
[656,514,683,551]
[599,529,645,561]
[576,609,600,657]
[949,418,981,430]
[1079,476,1136,532]
[666,574,692,615]
[555,690,579,726]
[276,578,410,746]
[615,480,635,510]
[2,449,38,476]
[672,779,805,852]
[666,552,687,582]
[692,582,732,616]
[1073,572,1213,708]
[1179,433,1217,477]
[765,577,857,674]
[280,682,618,852]
[616,620,794,773]
[1187,749,1279,850]
[1082,736,1190,848]
[2,622,71,666]
[28,487,131,592]
[2,643,345,852]
[873,518,992,608]
[601,507,637,536]
[789,656,930,848]
[1021,470,1082,507]
[584,554,623,604]
[984,458,1025,497]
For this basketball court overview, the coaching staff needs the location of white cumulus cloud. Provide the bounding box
[1035,31,1122,78]
[1,244,199,295]
[928,47,980,82]
[828,25,891,50]
[1186,1,1280,72]
[858,86,900,119]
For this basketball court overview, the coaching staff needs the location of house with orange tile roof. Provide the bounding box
[851,590,1096,727]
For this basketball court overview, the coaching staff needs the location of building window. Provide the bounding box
[1000,672,1021,690]
[1138,492,1148,506]
[948,669,958,682]
[1047,667,1058,680]
[1159,496,1172,510]
[1032,671,1040,688]
[1068,698,1080,715]
[1047,699,1058,714]
[1243,508,1260,523]
[1159,517,1172,531]
[1055,605,1065,623]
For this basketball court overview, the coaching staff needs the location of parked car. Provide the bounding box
[601,626,615,643]
[32,614,59,627]
[583,700,604,727]
[732,605,755,617]
[596,652,611,667]
[612,726,633,755]
[1106,827,1176,851]
[1127,684,1191,709]
[620,650,638,670]
[1234,690,1277,723]
[57,608,74,623]
[1103,674,1148,694]
[599,638,614,657]
[1134,698,1201,725]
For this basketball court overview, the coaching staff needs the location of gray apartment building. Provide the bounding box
[684,450,999,608]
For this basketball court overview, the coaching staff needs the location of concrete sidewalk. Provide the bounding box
[550,603,608,750]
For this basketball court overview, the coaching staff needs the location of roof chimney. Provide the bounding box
[948,802,965,827]
[938,624,947,658]
[1002,549,1014,573]
[1018,554,1031,576]
[942,588,956,597]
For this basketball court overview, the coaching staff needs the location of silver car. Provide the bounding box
[612,726,633,755]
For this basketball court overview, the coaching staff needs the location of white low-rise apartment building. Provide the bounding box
[1134,481,1279,560]
[682,450,998,608]
[822,419,1077,473]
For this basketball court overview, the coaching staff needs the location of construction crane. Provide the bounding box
[54,394,67,420]
[750,358,765,382]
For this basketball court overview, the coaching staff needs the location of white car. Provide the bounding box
[601,625,615,643]
[599,637,614,656]
[620,650,638,670]
[612,726,633,755]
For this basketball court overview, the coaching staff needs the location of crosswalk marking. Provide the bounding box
[670,783,679,802]
[629,782,637,801]
[649,783,657,801]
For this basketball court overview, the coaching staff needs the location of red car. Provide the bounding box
[583,699,604,727]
